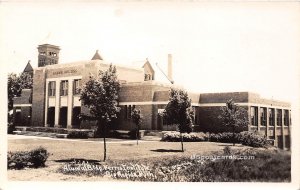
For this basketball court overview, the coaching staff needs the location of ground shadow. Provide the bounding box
[121,144,135,146]
[54,158,102,164]
[217,144,243,147]
[151,149,183,152]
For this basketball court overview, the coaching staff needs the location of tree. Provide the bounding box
[80,64,120,161]
[163,88,194,152]
[218,99,249,146]
[131,108,142,145]
[7,72,33,112]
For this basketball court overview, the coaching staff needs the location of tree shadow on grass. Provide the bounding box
[54,158,102,164]
[217,144,243,147]
[121,143,135,146]
[151,149,183,153]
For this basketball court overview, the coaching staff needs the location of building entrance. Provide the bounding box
[59,107,67,128]
[47,107,55,127]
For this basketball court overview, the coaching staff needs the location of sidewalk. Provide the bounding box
[7,134,160,143]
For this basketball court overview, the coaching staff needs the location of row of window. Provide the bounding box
[48,79,81,96]
[40,51,58,57]
[39,59,57,65]
[250,107,290,127]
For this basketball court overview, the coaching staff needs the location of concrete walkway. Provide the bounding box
[8,134,160,144]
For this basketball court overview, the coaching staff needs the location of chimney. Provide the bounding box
[168,54,173,82]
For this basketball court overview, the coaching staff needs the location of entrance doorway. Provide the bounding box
[47,107,55,127]
[59,107,67,128]
[72,107,81,127]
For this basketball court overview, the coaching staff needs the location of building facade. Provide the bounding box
[13,44,291,150]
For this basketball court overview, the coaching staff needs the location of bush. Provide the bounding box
[161,132,208,142]
[8,147,49,169]
[30,147,49,167]
[7,123,16,134]
[209,132,241,144]
[67,130,89,139]
[239,131,270,147]
[161,131,269,148]
[128,128,141,140]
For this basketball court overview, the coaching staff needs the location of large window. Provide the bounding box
[269,108,275,126]
[260,107,267,126]
[48,81,56,96]
[284,110,289,126]
[60,80,68,96]
[73,79,82,95]
[250,106,258,126]
[276,109,282,126]
[124,105,135,120]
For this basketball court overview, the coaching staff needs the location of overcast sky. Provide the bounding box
[0,1,299,102]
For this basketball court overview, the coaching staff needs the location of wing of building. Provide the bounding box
[12,44,291,150]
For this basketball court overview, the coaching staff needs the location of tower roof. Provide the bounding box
[23,60,33,73]
[91,50,103,60]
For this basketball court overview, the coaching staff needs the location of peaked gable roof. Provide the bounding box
[142,59,155,74]
[23,61,33,73]
[91,50,103,60]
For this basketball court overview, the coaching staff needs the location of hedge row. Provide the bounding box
[8,147,49,169]
[161,131,270,148]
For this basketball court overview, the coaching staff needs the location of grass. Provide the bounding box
[7,135,290,182]
[8,136,246,161]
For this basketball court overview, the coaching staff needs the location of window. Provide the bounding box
[276,109,282,126]
[250,106,258,126]
[39,59,45,65]
[260,107,267,126]
[269,108,275,126]
[284,110,289,126]
[144,74,153,81]
[48,81,56,96]
[73,79,82,95]
[60,80,68,96]
[124,105,135,120]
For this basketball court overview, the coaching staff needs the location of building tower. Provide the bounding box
[37,44,60,67]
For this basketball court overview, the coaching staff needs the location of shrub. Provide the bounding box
[209,132,241,144]
[67,130,89,139]
[128,128,141,140]
[30,147,49,167]
[239,131,269,147]
[7,123,16,134]
[161,131,269,148]
[161,132,208,142]
[8,147,49,169]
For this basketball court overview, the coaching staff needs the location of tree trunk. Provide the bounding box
[232,126,235,146]
[103,124,107,161]
[136,125,139,145]
[180,132,184,152]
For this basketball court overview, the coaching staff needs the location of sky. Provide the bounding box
[0,1,299,103]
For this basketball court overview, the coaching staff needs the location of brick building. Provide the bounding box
[13,44,291,149]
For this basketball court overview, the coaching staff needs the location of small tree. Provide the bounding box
[218,99,249,146]
[8,72,33,111]
[80,64,120,161]
[7,72,33,125]
[131,108,142,145]
[163,88,194,152]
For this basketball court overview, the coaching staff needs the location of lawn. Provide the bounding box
[8,135,246,161]
[7,135,290,182]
